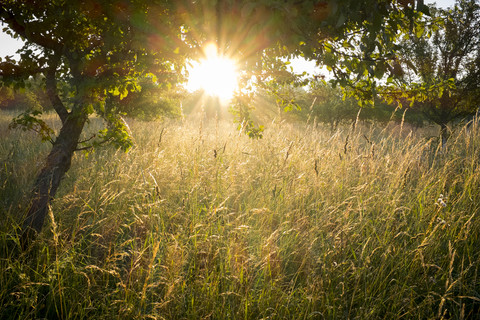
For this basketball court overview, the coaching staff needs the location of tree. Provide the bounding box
[1,0,427,246]
[0,0,187,247]
[388,0,480,144]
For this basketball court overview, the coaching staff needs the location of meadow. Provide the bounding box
[1,110,479,319]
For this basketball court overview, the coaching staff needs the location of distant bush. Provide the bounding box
[109,79,183,121]
[0,78,51,111]
[248,83,428,129]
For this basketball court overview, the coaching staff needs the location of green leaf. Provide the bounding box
[415,24,425,38]
[374,62,386,79]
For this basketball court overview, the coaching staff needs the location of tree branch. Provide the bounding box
[45,51,69,124]
[75,137,112,152]
[0,6,63,52]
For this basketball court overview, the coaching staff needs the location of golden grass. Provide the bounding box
[1,110,479,319]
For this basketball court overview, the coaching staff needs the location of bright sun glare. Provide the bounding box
[187,43,238,100]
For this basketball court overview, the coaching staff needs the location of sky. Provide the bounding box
[0,24,23,59]
[426,0,457,9]
[0,0,458,65]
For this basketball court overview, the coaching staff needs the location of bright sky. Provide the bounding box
[0,0,457,63]
[0,23,23,59]
[425,0,456,9]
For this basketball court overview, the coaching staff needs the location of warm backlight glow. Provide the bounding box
[187,43,238,100]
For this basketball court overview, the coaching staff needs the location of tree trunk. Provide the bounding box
[21,114,87,249]
[440,122,449,148]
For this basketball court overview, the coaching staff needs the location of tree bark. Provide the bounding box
[440,122,449,148]
[21,114,87,249]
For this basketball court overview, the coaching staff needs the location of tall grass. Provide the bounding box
[1,110,479,319]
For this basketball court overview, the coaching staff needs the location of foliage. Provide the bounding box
[230,93,264,138]
[284,0,432,104]
[9,109,55,143]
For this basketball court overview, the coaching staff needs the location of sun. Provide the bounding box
[186,43,238,100]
